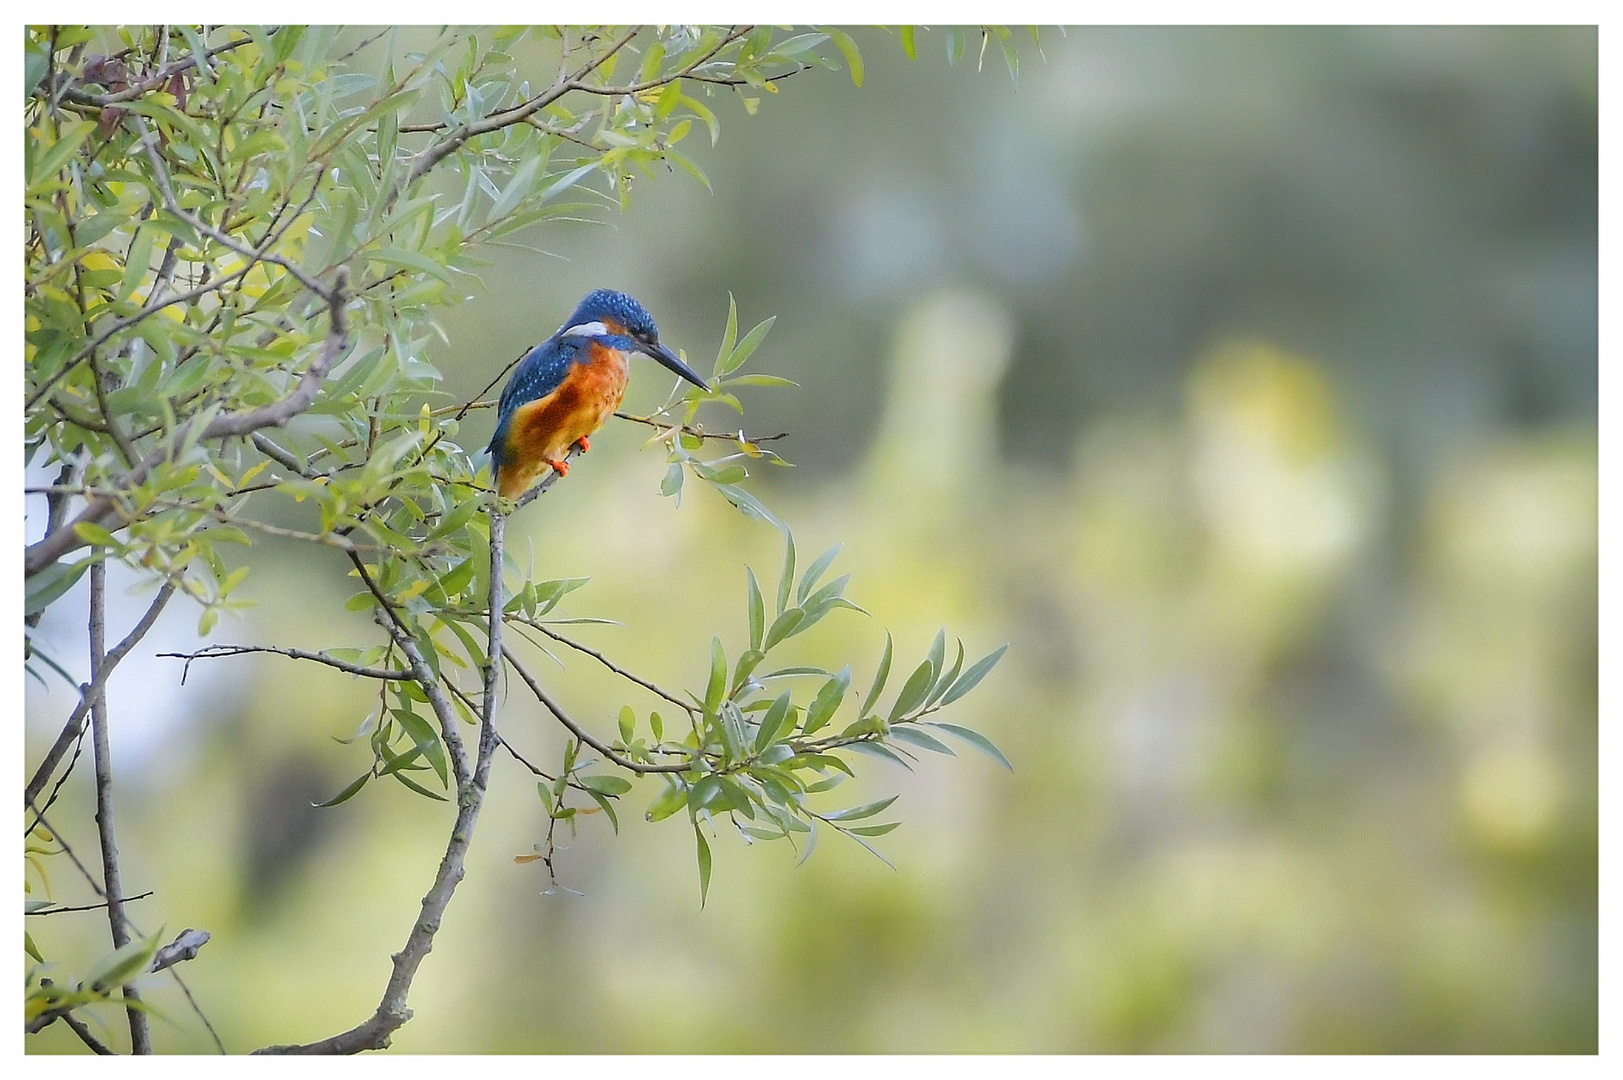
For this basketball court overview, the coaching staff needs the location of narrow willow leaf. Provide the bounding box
[753,691,794,752]
[940,643,1009,706]
[923,722,1013,771]
[889,659,935,723]
[847,821,901,837]
[925,627,947,684]
[764,607,804,650]
[704,637,727,714]
[746,566,765,651]
[586,789,620,834]
[821,794,898,821]
[845,739,912,771]
[316,771,372,807]
[888,725,956,756]
[859,632,893,718]
[800,666,851,735]
[714,291,739,376]
[900,26,917,59]
[776,530,796,616]
[825,27,864,87]
[695,826,713,907]
[796,544,842,605]
[925,639,965,709]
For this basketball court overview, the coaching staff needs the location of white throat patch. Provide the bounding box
[561,321,610,338]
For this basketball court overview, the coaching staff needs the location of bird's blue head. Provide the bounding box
[566,288,658,340]
[559,289,708,391]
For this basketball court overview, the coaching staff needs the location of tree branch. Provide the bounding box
[502,645,694,774]
[27,890,154,916]
[87,562,151,1053]
[158,644,413,683]
[255,507,507,1054]
[511,618,700,716]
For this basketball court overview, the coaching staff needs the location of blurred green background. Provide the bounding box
[25,26,1596,1053]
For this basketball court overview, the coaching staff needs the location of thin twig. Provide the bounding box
[613,410,789,445]
[27,890,154,916]
[502,646,693,774]
[158,644,414,683]
[60,1011,115,1055]
[514,619,699,716]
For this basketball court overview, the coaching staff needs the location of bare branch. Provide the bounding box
[158,644,413,682]
[502,645,694,774]
[512,618,699,716]
[60,1010,115,1055]
[27,890,155,916]
[613,409,789,445]
[87,562,151,1053]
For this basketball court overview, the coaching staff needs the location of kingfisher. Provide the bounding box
[486,289,709,499]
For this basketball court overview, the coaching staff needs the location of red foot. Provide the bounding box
[575,436,591,453]
[545,458,570,477]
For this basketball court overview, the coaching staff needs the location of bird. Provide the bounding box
[485,289,709,499]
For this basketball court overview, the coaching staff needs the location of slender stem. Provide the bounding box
[88,562,151,1053]
[502,646,694,774]
[27,890,154,916]
[515,619,699,716]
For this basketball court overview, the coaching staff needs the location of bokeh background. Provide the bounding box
[25,26,1597,1053]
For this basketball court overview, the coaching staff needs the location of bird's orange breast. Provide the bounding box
[498,343,629,495]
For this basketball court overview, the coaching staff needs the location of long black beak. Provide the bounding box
[642,340,710,392]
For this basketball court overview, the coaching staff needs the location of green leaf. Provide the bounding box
[489,151,547,221]
[704,637,728,715]
[899,26,917,60]
[846,739,913,771]
[889,659,935,722]
[801,666,851,736]
[713,483,783,530]
[888,725,956,756]
[847,821,901,837]
[585,788,621,834]
[695,825,712,907]
[859,631,893,718]
[646,781,688,822]
[746,566,765,651]
[764,607,804,650]
[925,627,947,684]
[925,639,965,709]
[83,928,163,991]
[316,771,373,807]
[821,794,898,821]
[581,773,632,796]
[660,461,684,498]
[753,691,794,752]
[924,722,1013,771]
[713,291,739,377]
[618,705,636,744]
[940,644,1009,706]
[776,530,796,616]
[718,316,775,376]
[25,557,91,617]
[30,119,97,188]
[391,708,449,787]
[825,27,864,87]
[796,544,842,605]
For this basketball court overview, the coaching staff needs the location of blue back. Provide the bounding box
[485,289,658,465]
[486,337,585,465]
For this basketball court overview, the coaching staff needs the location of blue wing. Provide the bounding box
[487,336,583,462]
